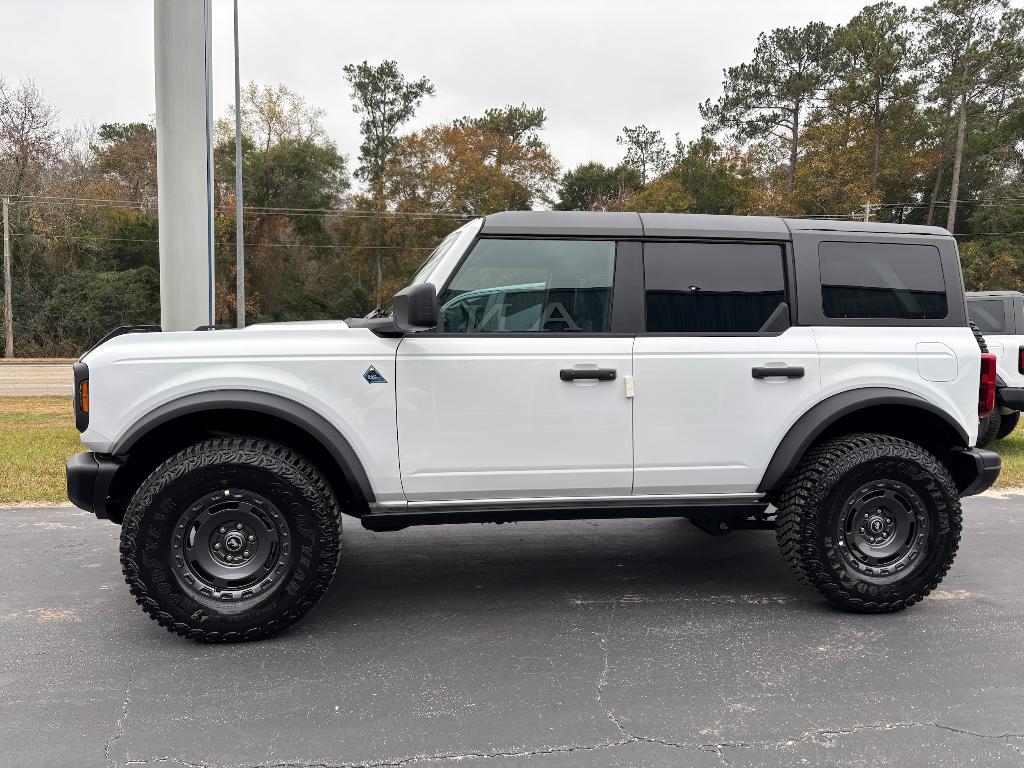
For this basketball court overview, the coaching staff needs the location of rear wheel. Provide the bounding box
[978,411,1001,448]
[776,433,961,613]
[996,410,1020,440]
[120,438,341,642]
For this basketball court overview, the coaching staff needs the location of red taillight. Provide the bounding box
[979,353,997,417]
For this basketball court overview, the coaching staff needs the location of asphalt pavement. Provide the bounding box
[1,495,1023,768]
[0,363,73,396]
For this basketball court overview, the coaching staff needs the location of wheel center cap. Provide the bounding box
[223,532,245,552]
[869,517,885,534]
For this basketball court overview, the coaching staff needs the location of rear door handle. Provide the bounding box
[752,366,804,379]
[560,368,617,382]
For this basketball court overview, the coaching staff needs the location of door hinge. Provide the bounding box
[624,375,635,399]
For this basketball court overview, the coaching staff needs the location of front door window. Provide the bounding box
[438,239,615,334]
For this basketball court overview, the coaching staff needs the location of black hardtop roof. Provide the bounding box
[479,210,951,240]
[966,291,1024,299]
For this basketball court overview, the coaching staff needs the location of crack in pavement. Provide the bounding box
[107,608,1023,768]
[114,719,1024,768]
[104,655,138,767]
[595,600,627,738]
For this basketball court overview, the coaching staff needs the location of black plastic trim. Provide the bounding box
[611,240,644,333]
[998,386,1024,411]
[111,390,375,504]
[758,387,971,494]
[80,324,161,360]
[362,499,768,531]
[949,448,1001,497]
[66,451,124,519]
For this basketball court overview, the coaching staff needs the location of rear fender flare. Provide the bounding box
[757,388,970,495]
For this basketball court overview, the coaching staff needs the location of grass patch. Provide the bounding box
[0,396,82,503]
[990,427,1024,488]
[0,395,1022,504]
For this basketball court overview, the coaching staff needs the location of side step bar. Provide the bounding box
[361,496,769,531]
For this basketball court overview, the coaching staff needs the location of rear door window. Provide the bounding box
[643,242,787,333]
[968,299,1008,334]
[819,242,947,320]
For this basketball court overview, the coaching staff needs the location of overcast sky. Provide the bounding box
[4,0,1021,174]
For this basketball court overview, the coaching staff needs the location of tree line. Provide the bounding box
[1,0,1023,356]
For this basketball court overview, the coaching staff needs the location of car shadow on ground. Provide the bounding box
[307,516,817,629]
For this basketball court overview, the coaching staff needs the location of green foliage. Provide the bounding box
[555,162,642,211]
[388,105,560,216]
[701,22,838,188]
[95,212,159,271]
[616,126,670,184]
[342,60,435,186]
[20,267,160,356]
[6,8,1024,357]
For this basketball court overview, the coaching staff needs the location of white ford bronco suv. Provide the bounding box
[67,211,1001,642]
[967,290,1024,446]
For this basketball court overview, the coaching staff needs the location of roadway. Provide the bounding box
[1,495,1022,767]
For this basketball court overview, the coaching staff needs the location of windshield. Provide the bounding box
[410,229,461,285]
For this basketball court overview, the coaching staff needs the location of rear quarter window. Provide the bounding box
[967,299,1008,334]
[819,242,947,320]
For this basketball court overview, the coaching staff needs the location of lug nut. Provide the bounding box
[236,523,243,530]
[219,526,227,534]
[243,550,250,557]
[248,535,255,542]
[213,543,221,550]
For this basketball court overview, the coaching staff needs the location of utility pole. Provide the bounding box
[863,201,873,223]
[3,197,12,358]
[233,0,245,328]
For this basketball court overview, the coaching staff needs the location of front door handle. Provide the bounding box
[560,368,617,382]
[752,366,804,379]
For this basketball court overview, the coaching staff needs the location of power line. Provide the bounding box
[1,193,475,219]
[9,232,437,249]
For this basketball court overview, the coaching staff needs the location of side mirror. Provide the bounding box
[392,283,438,333]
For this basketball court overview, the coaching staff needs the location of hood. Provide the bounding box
[243,319,350,332]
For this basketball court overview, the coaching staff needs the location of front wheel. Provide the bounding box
[120,438,341,642]
[776,433,961,613]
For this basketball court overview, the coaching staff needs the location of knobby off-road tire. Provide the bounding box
[996,409,1020,440]
[120,438,342,642]
[978,411,1002,448]
[776,433,961,613]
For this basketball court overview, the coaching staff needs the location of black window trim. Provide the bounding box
[637,237,796,337]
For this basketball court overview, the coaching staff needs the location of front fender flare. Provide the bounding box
[757,387,970,495]
[111,390,375,504]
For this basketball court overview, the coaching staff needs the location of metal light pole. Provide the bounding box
[154,0,215,331]
[233,0,245,328]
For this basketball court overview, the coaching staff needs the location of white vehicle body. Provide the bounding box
[75,212,993,525]
[967,291,1024,390]
[69,210,1005,639]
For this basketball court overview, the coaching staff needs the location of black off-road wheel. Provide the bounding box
[996,410,1020,440]
[120,438,342,642]
[978,411,1002,448]
[776,433,961,613]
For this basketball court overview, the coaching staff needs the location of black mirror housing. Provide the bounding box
[392,283,438,333]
